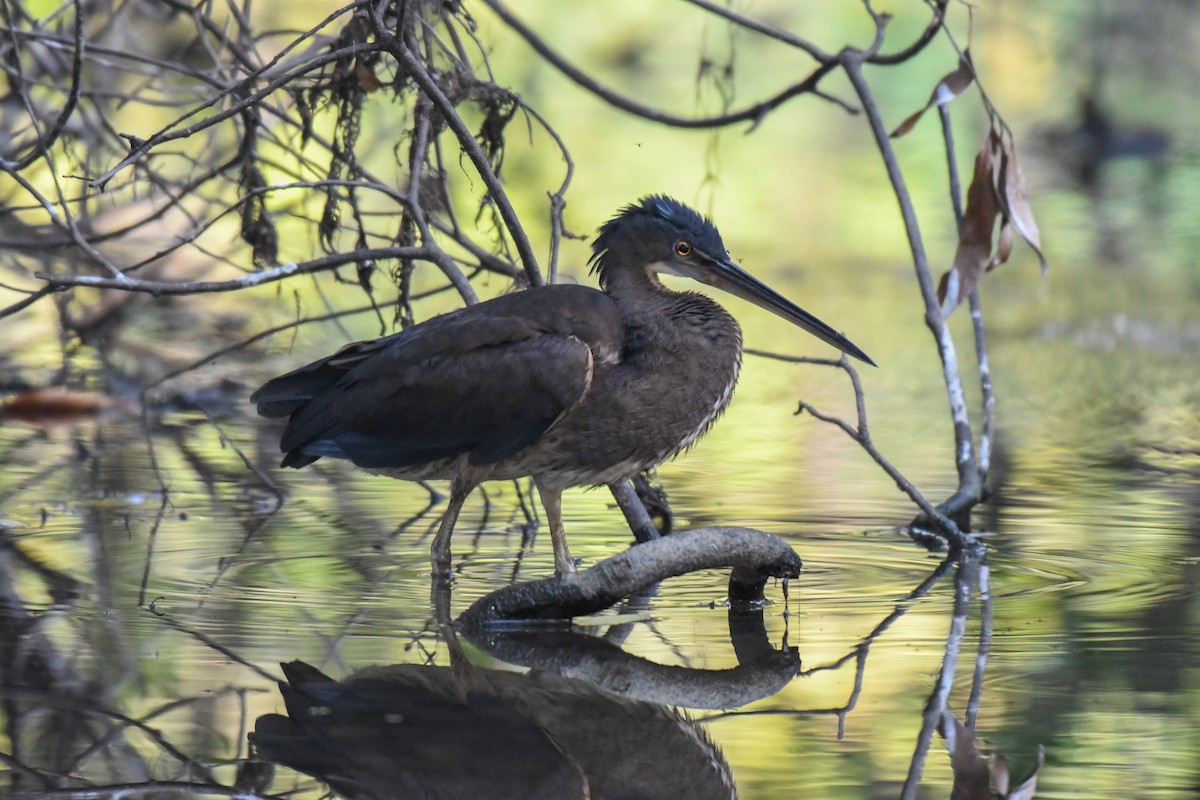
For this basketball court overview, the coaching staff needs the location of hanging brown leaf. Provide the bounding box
[940,131,1002,312]
[890,51,975,138]
[354,62,382,92]
[989,220,1014,271]
[940,127,1049,313]
[997,139,1047,275]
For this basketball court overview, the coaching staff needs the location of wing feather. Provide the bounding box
[252,285,622,470]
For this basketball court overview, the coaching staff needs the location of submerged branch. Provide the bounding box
[459,527,802,626]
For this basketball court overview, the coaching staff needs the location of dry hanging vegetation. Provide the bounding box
[0,0,1042,546]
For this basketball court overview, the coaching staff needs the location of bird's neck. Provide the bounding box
[607,274,743,362]
[599,261,668,309]
[602,271,745,460]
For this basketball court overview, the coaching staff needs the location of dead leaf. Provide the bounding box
[890,109,925,140]
[997,141,1047,275]
[938,269,956,312]
[354,62,381,92]
[989,221,1013,271]
[1004,745,1044,800]
[1,389,128,425]
[940,127,1047,313]
[941,131,1001,312]
[992,752,1011,796]
[890,51,975,138]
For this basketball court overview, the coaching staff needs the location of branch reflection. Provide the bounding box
[0,516,1010,799]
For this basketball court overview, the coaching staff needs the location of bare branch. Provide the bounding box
[88,41,373,190]
[678,0,835,62]
[35,247,423,295]
[482,0,848,129]
[3,0,85,171]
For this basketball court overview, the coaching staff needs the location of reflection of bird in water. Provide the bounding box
[250,659,736,800]
[253,196,873,575]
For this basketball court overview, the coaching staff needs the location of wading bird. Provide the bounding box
[252,196,873,576]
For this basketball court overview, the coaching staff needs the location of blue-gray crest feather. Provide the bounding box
[589,195,726,280]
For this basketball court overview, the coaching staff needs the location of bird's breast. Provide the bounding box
[509,294,744,488]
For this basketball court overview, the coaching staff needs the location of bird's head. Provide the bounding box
[590,195,875,366]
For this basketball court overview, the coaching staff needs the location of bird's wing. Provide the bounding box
[261,286,623,470]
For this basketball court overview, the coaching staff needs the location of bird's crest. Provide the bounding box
[589,195,725,280]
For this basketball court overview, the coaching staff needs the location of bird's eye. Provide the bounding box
[674,241,692,257]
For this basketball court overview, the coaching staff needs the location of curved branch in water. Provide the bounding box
[458,526,802,626]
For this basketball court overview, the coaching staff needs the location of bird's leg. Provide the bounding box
[430,473,478,577]
[535,482,577,575]
[608,479,661,543]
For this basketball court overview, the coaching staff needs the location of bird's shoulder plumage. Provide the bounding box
[251,284,624,470]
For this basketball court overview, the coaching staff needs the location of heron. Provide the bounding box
[252,196,873,576]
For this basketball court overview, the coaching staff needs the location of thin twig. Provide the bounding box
[5,0,85,171]
[938,103,995,483]
[482,0,849,127]
[679,0,834,62]
[34,247,430,295]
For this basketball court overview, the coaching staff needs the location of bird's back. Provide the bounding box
[251,284,624,474]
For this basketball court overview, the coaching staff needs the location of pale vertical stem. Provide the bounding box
[939,104,994,479]
[842,55,979,500]
[969,297,994,476]
[965,560,992,731]
[899,552,979,799]
[939,104,966,223]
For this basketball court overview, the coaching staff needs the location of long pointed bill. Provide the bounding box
[705,258,876,366]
